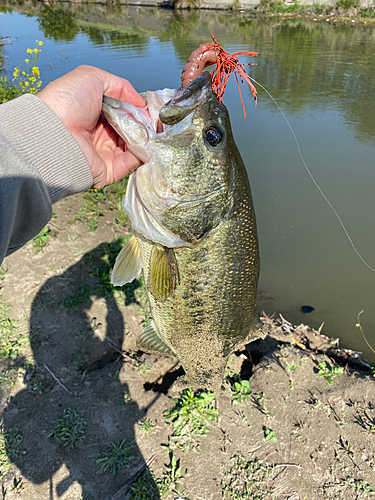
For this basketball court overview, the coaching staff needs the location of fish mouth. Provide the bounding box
[159,72,212,126]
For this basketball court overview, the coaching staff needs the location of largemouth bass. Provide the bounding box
[102,72,266,392]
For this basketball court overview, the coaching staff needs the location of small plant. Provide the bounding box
[137,418,157,436]
[130,469,159,500]
[49,408,87,448]
[118,393,133,407]
[108,370,119,382]
[0,296,27,360]
[252,392,272,417]
[221,453,275,499]
[286,360,299,373]
[163,388,219,452]
[318,361,344,385]
[29,226,56,253]
[343,478,375,497]
[96,438,136,476]
[231,379,252,405]
[0,428,25,480]
[157,451,187,498]
[264,428,277,443]
[74,349,87,371]
[134,358,150,374]
[307,393,321,408]
[12,41,43,95]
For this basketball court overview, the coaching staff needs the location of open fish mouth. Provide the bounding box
[102,72,226,248]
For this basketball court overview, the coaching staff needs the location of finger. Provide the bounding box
[111,150,143,183]
[90,66,146,108]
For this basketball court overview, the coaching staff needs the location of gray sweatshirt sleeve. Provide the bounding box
[0,93,93,263]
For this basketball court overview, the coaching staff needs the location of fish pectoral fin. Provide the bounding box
[149,245,179,301]
[111,235,142,287]
[138,321,176,357]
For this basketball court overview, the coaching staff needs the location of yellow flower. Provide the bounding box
[25,59,29,64]
[33,48,39,54]
[21,71,26,76]
[39,41,43,46]
[24,81,29,87]
[27,48,33,54]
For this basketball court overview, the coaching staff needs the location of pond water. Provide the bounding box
[1,5,375,361]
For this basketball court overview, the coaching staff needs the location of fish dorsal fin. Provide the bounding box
[138,321,176,357]
[149,244,180,302]
[111,235,142,287]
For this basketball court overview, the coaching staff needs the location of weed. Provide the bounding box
[343,479,375,498]
[118,393,133,407]
[129,469,159,500]
[252,392,272,417]
[0,265,7,282]
[135,358,150,374]
[317,361,344,384]
[0,428,25,480]
[108,370,119,382]
[96,438,136,476]
[264,428,277,443]
[307,393,321,408]
[163,388,219,452]
[335,0,360,8]
[74,349,87,371]
[49,408,87,448]
[137,418,157,436]
[230,379,252,405]
[29,226,57,253]
[221,453,275,499]
[0,296,27,360]
[285,360,299,373]
[157,451,187,498]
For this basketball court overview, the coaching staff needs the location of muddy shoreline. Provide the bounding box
[1,190,375,499]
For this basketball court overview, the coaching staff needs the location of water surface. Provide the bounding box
[2,5,375,361]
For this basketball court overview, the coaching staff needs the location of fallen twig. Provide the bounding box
[43,364,72,394]
[274,463,302,469]
[104,338,135,364]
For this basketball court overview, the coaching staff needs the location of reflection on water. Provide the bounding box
[1,4,375,360]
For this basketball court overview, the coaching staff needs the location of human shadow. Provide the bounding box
[2,241,161,500]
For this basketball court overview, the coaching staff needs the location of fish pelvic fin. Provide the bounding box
[138,321,176,357]
[111,235,142,287]
[149,244,180,302]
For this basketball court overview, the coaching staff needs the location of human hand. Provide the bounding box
[38,65,146,189]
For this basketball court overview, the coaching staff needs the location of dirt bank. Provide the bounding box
[1,189,375,500]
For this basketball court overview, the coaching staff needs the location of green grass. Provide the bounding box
[0,428,25,480]
[96,438,136,476]
[29,226,57,253]
[156,451,187,498]
[335,0,360,8]
[222,453,275,500]
[129,469,160,500]
[0,76,22,103]
[0,296,28,360]
[137,418,157,436]
[163,388,219,452]
[49,408,87,448]
[317,361,344,384]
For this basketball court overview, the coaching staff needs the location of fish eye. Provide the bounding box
[205,126,223,147]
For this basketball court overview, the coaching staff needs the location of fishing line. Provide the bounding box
[248,76,375,273]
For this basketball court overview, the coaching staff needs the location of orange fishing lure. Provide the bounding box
[181,35,258,118]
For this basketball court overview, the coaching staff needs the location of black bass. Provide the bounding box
[102,72,265,392]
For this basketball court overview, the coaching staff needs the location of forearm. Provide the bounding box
[0,94,93,263]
